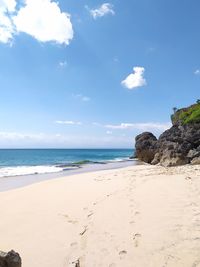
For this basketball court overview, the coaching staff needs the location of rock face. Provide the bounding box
[0,250,21,267]
[135,103,200,167]
[135,132,157,163]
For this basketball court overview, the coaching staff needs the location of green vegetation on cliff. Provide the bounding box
[171,101,200,125]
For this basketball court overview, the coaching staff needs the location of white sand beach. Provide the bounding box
[1,164,200,267]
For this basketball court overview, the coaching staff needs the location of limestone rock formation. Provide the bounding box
[135,102,200,166]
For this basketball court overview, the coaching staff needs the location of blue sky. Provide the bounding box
[0,0,199,148]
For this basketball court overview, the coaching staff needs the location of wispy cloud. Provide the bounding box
[146,47,156,53]
[55,120,170,132]
[113,57,119,63]
[0,0,73,45]
[82,96,90,102]
[0,131,51,142]
[87,3,115,19]
[0,0,16,43]
[59,60,67,67]
[55,120,82,125]
[194,69,200,75]
[72,94,91,102]
[92,122,102,126]
[121,67,146,90]
[105,122,171,131]
[0,131,133,148]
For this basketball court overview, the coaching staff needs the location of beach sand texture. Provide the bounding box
[0,164,200,266]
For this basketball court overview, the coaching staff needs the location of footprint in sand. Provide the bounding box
[68,243,80,267]
[68,219,78,224]
[133,233,141,247]
[87,211,94,218]
[61,214,78,224]
[190,202,198,207]
[119,250,127,259]
[192,258,200,267]
[70,259,80,267]
[79,226,88,236]
[94,178,104,182]
[162,255,176,267]
[70,242,78,248]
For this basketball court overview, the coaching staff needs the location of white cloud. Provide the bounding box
[0,0,16,43]
[0,0,73,45]
[55,120,82,125]
[59,60,67,67]
[82,96,90,102]
[72,94,91,102]
[0,131,47,141]
[0,0,16,11]
[105,122,171,131]
[55,120,170,132]
[121,66,146,90]
[88,3,115,19]
[194,69,200,75]
[13,0,73,45]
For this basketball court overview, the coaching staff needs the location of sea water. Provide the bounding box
[0,149,134,178]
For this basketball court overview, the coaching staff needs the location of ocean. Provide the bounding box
[0,149,134,178]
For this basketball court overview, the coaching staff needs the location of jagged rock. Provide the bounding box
[0,250,21,267]
[187,149,200,159]
[134,132,157,163]
[159,151,189,167]
[135,102,200,167]
[191,157,200,165]
[151,152,160,165]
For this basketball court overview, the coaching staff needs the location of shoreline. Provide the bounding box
[0,164,200,266]
[0,160,140,192]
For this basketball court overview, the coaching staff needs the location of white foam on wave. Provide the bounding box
[0,165,67,178]
[106,157,132,163]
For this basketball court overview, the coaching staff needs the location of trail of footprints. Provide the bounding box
[63,167,200,266]
[128,176,142,249]
[66,172,143,266]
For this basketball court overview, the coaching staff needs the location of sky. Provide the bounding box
[0,0,200,148]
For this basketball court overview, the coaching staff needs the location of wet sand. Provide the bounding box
[0,160,137,192]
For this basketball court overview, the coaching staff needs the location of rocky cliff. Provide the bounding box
[135,102,200,167]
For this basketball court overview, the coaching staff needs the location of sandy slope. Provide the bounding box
[0,164,200,266]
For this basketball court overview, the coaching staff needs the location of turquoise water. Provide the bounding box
[0,149,134,177]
